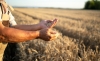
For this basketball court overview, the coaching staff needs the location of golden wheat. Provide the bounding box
[8,8,100,61]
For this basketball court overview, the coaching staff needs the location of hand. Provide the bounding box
[38,28,58,41]
[39,19,58,29]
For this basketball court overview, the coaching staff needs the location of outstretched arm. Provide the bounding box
[0,20,58,43]
[11,19,58,31]
[0,21,39,43]
[11,24,41,31]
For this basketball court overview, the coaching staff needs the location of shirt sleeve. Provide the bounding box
[9,11,17,26]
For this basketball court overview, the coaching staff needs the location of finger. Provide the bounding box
[50,34,58,41]
[51,19,58,28]
[50,31,59,39]
[49,19,58,28]
[50,31,57,34]
[53,18,58,26]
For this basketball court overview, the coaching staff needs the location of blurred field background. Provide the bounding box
[9,8,100,61]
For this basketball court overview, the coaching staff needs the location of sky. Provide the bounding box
[5,0,88,9]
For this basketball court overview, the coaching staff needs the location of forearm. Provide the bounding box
[12,24,41,31]
[0,26,39,43]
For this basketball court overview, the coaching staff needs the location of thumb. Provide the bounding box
[50,31,59,37]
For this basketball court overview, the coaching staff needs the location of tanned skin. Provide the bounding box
[0,21,39,43]
[0,19,58,43]
[12,19,57,31]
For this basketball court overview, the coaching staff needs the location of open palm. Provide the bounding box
[39,19,58,29]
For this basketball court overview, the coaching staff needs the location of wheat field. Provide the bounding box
[7,8,100,61]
